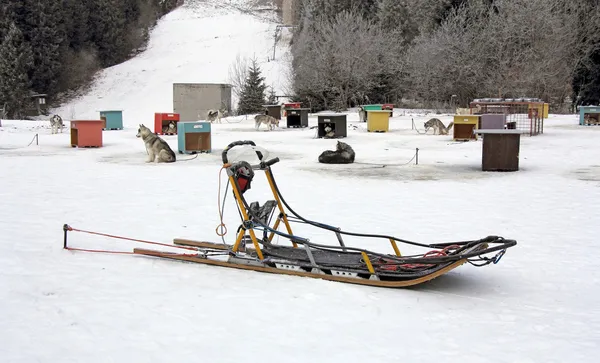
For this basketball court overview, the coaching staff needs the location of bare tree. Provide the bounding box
[291,7,385,111]
[227,53,250,100]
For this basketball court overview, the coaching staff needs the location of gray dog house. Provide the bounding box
[317,114,347,138]
[286,108,310,128]
[173,83,232,122]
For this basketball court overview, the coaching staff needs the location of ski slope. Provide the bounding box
[1,1,600,362]
[51,0,291,122]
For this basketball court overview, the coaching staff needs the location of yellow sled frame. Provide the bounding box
[133,141,515,288]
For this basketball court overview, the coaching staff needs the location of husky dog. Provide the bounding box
[424,118,454,135]
[357,106,367,122]
[254,114,279,131]
[207,109,228,123]
[318,141,355,164]
[584,114,599,126]
[136,124,176,163]
[49,114,64,134]
[162,121,177,134]
[323,124,335,138]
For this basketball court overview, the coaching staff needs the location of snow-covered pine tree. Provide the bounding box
[237,58,268,115]
[0,22,34,119]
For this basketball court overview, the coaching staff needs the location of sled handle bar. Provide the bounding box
[248,157,280,170]
[221,140,260,164]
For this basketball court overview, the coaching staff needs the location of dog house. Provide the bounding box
[177,121,211,154]
[70,120,103,148]
[453,115,480,141]
[317,114,347,138]
[154,112,180,135]
[263,104,282,120]
[286,108,310,128]
[474,129,522,172]
[99,110,123,130]
[366,110,391,132]
[480,114,506,130]
[282,102,301,117]
[383,103,394,117]
[362,104,393,117]
[579,106,600,126]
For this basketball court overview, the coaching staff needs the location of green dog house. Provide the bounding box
[99,110,124,130]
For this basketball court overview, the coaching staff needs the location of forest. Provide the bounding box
[1,0,599,117]
[0,0,183,118]
[287,0,600,112]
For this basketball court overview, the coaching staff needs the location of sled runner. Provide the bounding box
[131,140,517,288]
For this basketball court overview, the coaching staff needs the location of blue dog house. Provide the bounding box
[177,121,211,154]
[579,106,600,126]
[99,110,123,130]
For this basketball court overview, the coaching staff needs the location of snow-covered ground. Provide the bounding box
[1,0,600,362]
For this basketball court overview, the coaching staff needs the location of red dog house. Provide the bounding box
[70,120,103,148]
[154,112,180,135]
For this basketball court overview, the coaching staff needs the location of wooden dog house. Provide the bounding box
[99,110,123,130]
[70,120,103,148]
[366,110,390,132]
[453,115,480,141]
[263,104,282,120]
[155,112,180,135]
[317,114,347,138]
[474,129,522,172]
[286,108,310,128]
[177,121,211,154]
[579,106,600,126]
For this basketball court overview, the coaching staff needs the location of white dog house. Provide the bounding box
[173,83,232,122]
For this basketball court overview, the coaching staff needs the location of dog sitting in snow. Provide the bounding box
[136,124,176,163]
[424,118,454,135]
[49,114,64,134]
[318,141,355,164]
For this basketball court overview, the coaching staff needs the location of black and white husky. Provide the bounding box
[136,124,176,163]
[424,118,454,135]
[207,109,227,123]
[49,114,64,134]
[318,141,355,164]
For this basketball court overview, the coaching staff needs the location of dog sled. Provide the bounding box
[123,140,516,288]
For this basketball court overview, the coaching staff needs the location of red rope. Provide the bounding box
[65,246,199,257]
[64,225,200,257]
[377,244,462,271]
[66,226,197,251]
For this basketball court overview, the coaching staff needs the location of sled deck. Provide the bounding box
[133,140,517,288]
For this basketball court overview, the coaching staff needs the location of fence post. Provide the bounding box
[416,148,419,165]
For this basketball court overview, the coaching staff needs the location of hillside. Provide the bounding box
[51,0,291,123]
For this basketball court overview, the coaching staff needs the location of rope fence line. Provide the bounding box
[353,147,419,168]
[0,133,39,150]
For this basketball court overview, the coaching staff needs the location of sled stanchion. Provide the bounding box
[361,252,375,274]
[416,148,419,165]
[265,168,297,248]
[389,238,401,256]
[335,230,347,251]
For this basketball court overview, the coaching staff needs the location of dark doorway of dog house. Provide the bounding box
[317,114,347,138]
[183,133,211,153]
[286,108,310,128]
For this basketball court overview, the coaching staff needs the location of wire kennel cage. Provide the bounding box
[469,98,545,136]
